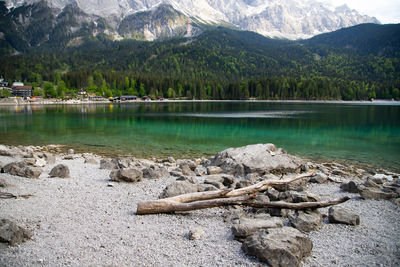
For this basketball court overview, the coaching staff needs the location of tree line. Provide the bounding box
[0,28,399,100]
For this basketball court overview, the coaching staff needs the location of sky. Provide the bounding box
[326,0,400,23]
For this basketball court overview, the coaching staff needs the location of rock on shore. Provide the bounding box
[0,143,399,266]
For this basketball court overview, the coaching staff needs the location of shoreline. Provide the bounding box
[0,142,396,174]
[1,98,399,106]
[1,144,399,266]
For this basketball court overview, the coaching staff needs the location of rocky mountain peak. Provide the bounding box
[1,0,380,44]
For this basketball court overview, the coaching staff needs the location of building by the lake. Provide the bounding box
[12,82,33,98]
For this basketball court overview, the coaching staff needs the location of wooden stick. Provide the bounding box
[225,172,315,198]
[249,197,351,210]
[166,172,315,203]
[136,172,315,215]
[168,188,233,203]
[0,192,17,199]
[136,194,256,215]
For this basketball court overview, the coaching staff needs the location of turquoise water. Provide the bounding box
[0,101,399,171]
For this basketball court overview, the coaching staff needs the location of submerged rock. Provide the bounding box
[242,227,312,267]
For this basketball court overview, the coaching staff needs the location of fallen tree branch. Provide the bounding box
[249,197,351,210]
[0,192,17,199]
[136,194,256,215]
[0,192,33,199]
[167,172,315,203]
[136,172,315,215]
[225,172,315,198]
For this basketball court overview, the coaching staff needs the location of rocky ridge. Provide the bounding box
[2,0,379,45]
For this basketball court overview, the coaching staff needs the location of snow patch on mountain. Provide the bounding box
[3,0,380,40]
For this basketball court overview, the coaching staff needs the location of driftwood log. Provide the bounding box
[138,172,321,215]
[249,197,350,210]
[136,172,351,215]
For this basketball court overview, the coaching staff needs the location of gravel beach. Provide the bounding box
[1,148,399,266]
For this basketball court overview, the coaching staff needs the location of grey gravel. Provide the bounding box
[303,183,400,267]
[1,154,399,266]
[0,155,258,266]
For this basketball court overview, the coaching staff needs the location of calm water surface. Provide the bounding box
[0,101,399,171]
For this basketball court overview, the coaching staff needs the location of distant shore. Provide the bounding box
[0,97,399,106]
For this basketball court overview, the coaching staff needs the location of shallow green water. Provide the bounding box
[0,101,399,171]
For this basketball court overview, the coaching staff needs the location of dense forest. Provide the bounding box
[1,25,399,100]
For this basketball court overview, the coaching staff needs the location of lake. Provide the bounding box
[0,101,399,171]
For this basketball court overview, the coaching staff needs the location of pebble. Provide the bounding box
[1,149,399,267]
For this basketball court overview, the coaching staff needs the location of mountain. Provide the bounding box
[303,23,400,57]
[1,24,399,101]
[1,0,379,48]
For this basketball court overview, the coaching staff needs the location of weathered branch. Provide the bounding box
[168,172,315,203]
[168,188,233,203]
[225,172,315,198]
[249,197,351,210]
[0,192,16,199]
[0,192,34,199]
[136,172,315,215]
[136,194,256,215]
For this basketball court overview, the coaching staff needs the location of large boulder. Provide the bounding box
[285,191,321,203]
[49,164,70,178]
[207,166,223,175]
[83,154,98,165]
[100,157,133,170]
[309,172,328,184]
[340,181,360,193]
[359,185,398,200]
[328,207,360,226]
[232,217,283,239]
[194,165,207,176]
[204,174,236,189]
[3,161,42,179]
[159,181,201,199]
[210,144,303,176]
[0,219,32,246]
[24,158,46,167]
[142,165,169,179]
[288,210,322,232]
[43,152,56,165]
[109,168,143,183]
[242,227,312,267]
[100,159,118,170]
[179,163,194,176]
[0,146,22,158]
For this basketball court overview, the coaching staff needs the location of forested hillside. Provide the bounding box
[1,25,399,100]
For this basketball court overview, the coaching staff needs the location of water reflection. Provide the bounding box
[0,102,399,171]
